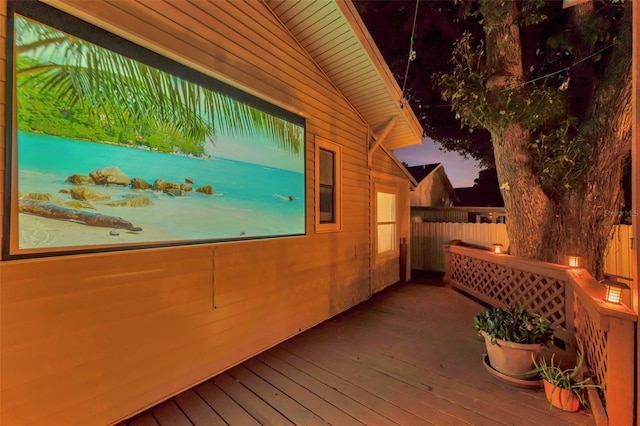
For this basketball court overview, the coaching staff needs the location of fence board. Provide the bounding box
[411,222,508,272]
[413,223,633,280]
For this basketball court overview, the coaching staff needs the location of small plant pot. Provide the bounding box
[543,380,580,412]
[482,332,540,378]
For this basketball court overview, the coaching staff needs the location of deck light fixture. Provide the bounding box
[562,255,582,268]
[492,243,503,254]
[602,279,630,304]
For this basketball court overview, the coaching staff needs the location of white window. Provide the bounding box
[316,138,342,232]
[376,191,396,254]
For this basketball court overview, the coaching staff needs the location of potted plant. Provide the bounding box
[474,306,552,378]
[531,350,598,412]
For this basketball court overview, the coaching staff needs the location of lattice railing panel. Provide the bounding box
[450,253,567,329]
[575,295,608,406]
[446,244,636,423]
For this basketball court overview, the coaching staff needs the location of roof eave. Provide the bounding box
[336,1,423,149]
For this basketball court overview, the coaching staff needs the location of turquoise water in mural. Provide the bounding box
[16,131,305,248]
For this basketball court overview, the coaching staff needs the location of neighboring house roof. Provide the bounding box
[407,163,459,206]
[406,163,441,183]
[265,0,423,151]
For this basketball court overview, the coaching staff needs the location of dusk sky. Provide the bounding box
[393,137,482,188]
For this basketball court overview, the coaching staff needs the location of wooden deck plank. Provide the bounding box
[194,381,260,426]
[214,372,295,425]
[259,350,425,426]
[227,364,329,426]
[149,401,191,426]
[243,357,368,426]
[280,338,480,425]
[173,388,226,426]
[127,412,160,426]
[276,285,592,426]
[323,288,592,425]
[334,287,593,425]
[285,323,546,426]
[123,282,594,426]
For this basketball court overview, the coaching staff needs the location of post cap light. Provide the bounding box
[601,279,630,304]
[492,243,503,254]
[563,255,582,268]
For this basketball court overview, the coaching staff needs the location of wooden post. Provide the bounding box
[399,237,407,284]
[605,317,635,425]
[442,240,461,284]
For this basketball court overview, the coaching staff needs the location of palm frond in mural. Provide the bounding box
[15,16,303,155]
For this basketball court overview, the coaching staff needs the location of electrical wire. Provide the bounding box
[401,0,420,98]
[502,42,616,92]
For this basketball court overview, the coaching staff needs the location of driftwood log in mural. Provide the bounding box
[19,200,143,232]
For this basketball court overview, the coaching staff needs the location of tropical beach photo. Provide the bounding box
[11,13,305,254]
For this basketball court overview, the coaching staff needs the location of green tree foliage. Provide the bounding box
[358,1,632,276]
[358,0,629,198]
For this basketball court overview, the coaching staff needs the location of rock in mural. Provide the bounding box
[196,185,214,195]
[65,200,96,210]
[66,174,94,185]
[70,186,111,202]
[21,191,95,210]
[131,177,151,190]
[89,166,130,186]
[104,196,154,207]
[164,181,180,191]
[152,178,166,191]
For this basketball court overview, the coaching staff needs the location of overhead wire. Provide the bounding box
[417,42,617,109]
[401,0,420,100]
[502,42,616,92]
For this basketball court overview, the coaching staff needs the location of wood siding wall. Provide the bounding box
[0,1,408,424]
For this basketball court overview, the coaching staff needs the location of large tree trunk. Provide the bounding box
[493,125,554,260]
[482,1,632,277]
[555,4,633,278]
[482,1,554,260]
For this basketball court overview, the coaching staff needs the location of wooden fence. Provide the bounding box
[443,242,637,426]
[412,222,634,278]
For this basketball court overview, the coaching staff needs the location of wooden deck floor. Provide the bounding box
[120,278,595,426]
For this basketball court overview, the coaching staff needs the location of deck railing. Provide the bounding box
[443,241,637,426]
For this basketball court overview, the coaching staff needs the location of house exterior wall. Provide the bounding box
[0,1,410,424]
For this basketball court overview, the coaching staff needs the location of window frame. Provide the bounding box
[315,137,342,233]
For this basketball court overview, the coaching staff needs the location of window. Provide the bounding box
[315,138,341,232]
[376,191,396,254]
[319,149,335,223]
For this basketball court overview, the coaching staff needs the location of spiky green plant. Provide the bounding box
[531,350,600,409]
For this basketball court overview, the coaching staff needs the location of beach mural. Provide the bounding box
[7,9,305,256]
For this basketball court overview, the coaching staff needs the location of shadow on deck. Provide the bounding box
[121,274,594,426]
